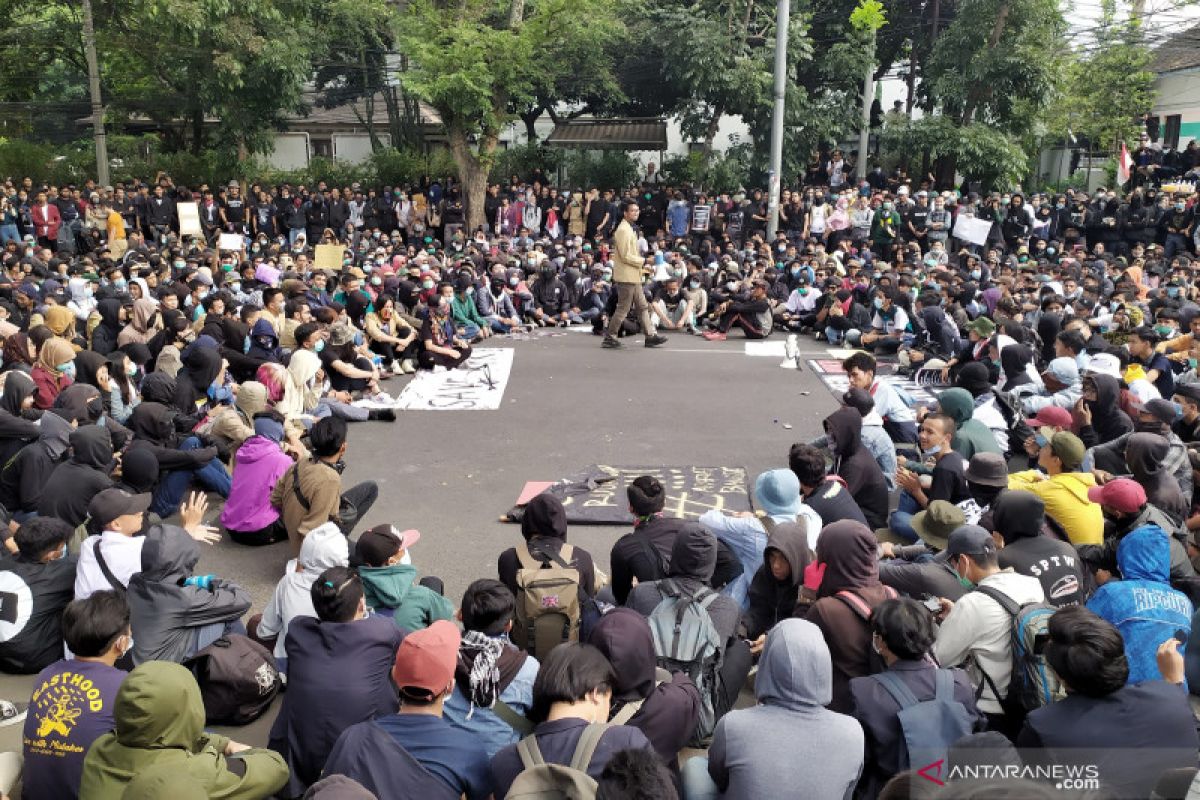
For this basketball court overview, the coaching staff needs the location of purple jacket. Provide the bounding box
[220,435,292,531]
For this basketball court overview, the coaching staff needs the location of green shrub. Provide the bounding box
[563,150,640,191]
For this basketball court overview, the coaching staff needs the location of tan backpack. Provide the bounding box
[511,542,582,659]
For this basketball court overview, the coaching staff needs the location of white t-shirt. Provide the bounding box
[74,532,145,599]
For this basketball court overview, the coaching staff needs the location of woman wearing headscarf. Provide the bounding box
[43,304,81,348]
[281,349,381,425]
[0,371,40,466]
[1,332,35,374]
[805,519,898,713]
[171,346,224,418]
[31,336,76,410]
[90,299,123,356]
[117,298,160,348]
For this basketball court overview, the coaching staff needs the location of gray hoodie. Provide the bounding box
[705,619,863,799]
[128,525,252,664]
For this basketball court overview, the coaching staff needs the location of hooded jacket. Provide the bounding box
[745,521,812,640]
[267,614,405,796]
[824,405,889,529]
[497,493,596,598]
[127,525,252,664]
[256,522,348,661]
[126,401,219,472]
[1087,525,1194,684]
[79,661,288,799]
[91,298,124,355]
[359,561,455,633]
[992,491,1083,607]
[0,370,40,465]
[173,346,222,416]
[805,520,896,713]
[588,608,701,768]
[706,619,864,800]
[1078,374,1132,447]
[1126,432,1189,523]
[38,425,114,527]
[220,433,293,532]
[939,387,1004,459]
[0,409,72,513]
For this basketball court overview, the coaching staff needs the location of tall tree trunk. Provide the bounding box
[702,103,726,156]
[190,105,204,156]
[521,108,541,143]
[449,125,497,232]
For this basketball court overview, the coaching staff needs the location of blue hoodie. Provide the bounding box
[1087,525,1193,684]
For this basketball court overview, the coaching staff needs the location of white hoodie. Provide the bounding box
[256,522,348,661]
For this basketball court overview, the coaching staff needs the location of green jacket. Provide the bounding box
[359,562,455,633]
[938,387,1003,459]
[451,293,487,328]
[79,661,289,800]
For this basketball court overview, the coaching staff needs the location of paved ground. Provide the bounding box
[0,328,841,791]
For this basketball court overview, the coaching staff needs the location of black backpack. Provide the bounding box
[184,634,281,725]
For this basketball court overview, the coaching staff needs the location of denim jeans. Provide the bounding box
[888,490,922,543]
[681,757,719,800]
[825,326,861,345]
[0,225,20,245]
[151,436,233,517]
[485,316,513,333]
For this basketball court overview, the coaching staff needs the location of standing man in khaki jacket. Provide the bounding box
[604,199,668,350]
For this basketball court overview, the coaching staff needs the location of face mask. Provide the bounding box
[174,260,185,270]
[508,276,519,287]
[725,281,738,292]
[313,339,325,353]
[955,569,975,590]
[57,362,76,379]
[221,262,234,271]
[970,269,981,280]
[689,280,700,289]
[1156,323,1174,336]
[243,334,252,354]
[422,280,434,290]
[371,276,382,286]
[113,278,127,291]
[125,363,138,378]
[873,297,884,310]
[209,383,233,404]
[1177,203,1186,212]
[923,444,942,457]
[799,288,809,296]
[353,331,364,347]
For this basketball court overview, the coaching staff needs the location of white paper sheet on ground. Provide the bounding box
[744,341,787,357]
[826,348,864,359]
[393,348,515,410]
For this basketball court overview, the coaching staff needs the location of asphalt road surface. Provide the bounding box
[0,327,842,781]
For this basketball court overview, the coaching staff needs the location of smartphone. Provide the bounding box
[1175,628,1189,645]
[922,596,942,613]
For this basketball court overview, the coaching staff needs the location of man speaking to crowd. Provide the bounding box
[603,199,667,350]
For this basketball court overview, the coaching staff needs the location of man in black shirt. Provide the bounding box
[221,182,247,234]
[904,192,930,253]
[0,517,77,674]
[890,413,970,543]
[991,491,1082,607]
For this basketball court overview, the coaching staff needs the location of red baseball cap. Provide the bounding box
[391,620,460,702]
[1027,406,1073,429]
[1087,478,1147,515]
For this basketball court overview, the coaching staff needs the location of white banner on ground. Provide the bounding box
[952,215,992,246]
[744,341,787,357]
[394,348,514,410]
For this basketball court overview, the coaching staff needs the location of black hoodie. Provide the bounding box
[0,371,40,466]
[1078,374,1133,448]
[993,491,1082,607]
[0,409,72,513]
[824,405,889,529]
[38,425,114,526]
[126,401,219,472]
[1125,432,1189,524]
[497,493,596,598]
[173,346,222,416]
[745,521,812,640]
[91,299,123,355]
[588,608,701,771]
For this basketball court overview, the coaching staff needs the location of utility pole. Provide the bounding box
[851,0,886,181]
[81,0,109,187]
[765,0,790,240]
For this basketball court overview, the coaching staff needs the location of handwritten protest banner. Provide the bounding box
[394,348,514,410]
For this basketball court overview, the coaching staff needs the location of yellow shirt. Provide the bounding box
[1007,471,1103,545]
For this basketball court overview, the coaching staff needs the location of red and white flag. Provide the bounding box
[1118,141,1132,185]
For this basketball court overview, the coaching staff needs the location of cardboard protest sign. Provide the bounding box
[177,202,202,237]
[314,244,345,270]
[217,233,244,252]
[952,215,992,246]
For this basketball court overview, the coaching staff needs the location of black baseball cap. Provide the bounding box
[945,525,997,559]
[88,489,151,528]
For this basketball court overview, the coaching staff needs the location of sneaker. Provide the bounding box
[602,337,623,349]
[389,360,403,374]
[0,700,27,727]
[644,334,668,348]
[400,359,417,374]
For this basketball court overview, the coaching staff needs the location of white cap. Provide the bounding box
[1085,352,1121,380]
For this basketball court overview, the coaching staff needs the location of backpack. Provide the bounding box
[505,722,609,800]
[511,542,583,659]
[646,579,722,745]
[972,585,1065,716]
[873,669,975,771]
[183,634,281,725]
[832,586,898,675]
[609,667,672,725]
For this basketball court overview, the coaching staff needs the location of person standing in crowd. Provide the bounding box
[603,200,666,350]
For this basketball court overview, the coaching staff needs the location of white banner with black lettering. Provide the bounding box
[393,348,514,410]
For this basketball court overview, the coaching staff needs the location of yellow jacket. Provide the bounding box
[1007,471,1103,545]
[612,219,644,284]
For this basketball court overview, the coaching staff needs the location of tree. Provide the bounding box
[1053,0,1155,154]
[394,0,622,232]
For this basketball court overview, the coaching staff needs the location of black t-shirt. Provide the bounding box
[803,478,868,527]
[905,205,929,234]
[0,555,77,674]
[997,537,1083,607]
[223,196,246,223]
[929,452,971,504]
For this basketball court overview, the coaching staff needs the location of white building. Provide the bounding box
[1151,23,1200,149]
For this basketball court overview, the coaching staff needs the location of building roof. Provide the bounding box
[1152,23,1200,74]
[545,118,668,150]
[285,91,442,131]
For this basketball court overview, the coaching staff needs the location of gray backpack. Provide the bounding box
[646,579,722,745]
[873,668,975,770]
[505,722,610,800]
